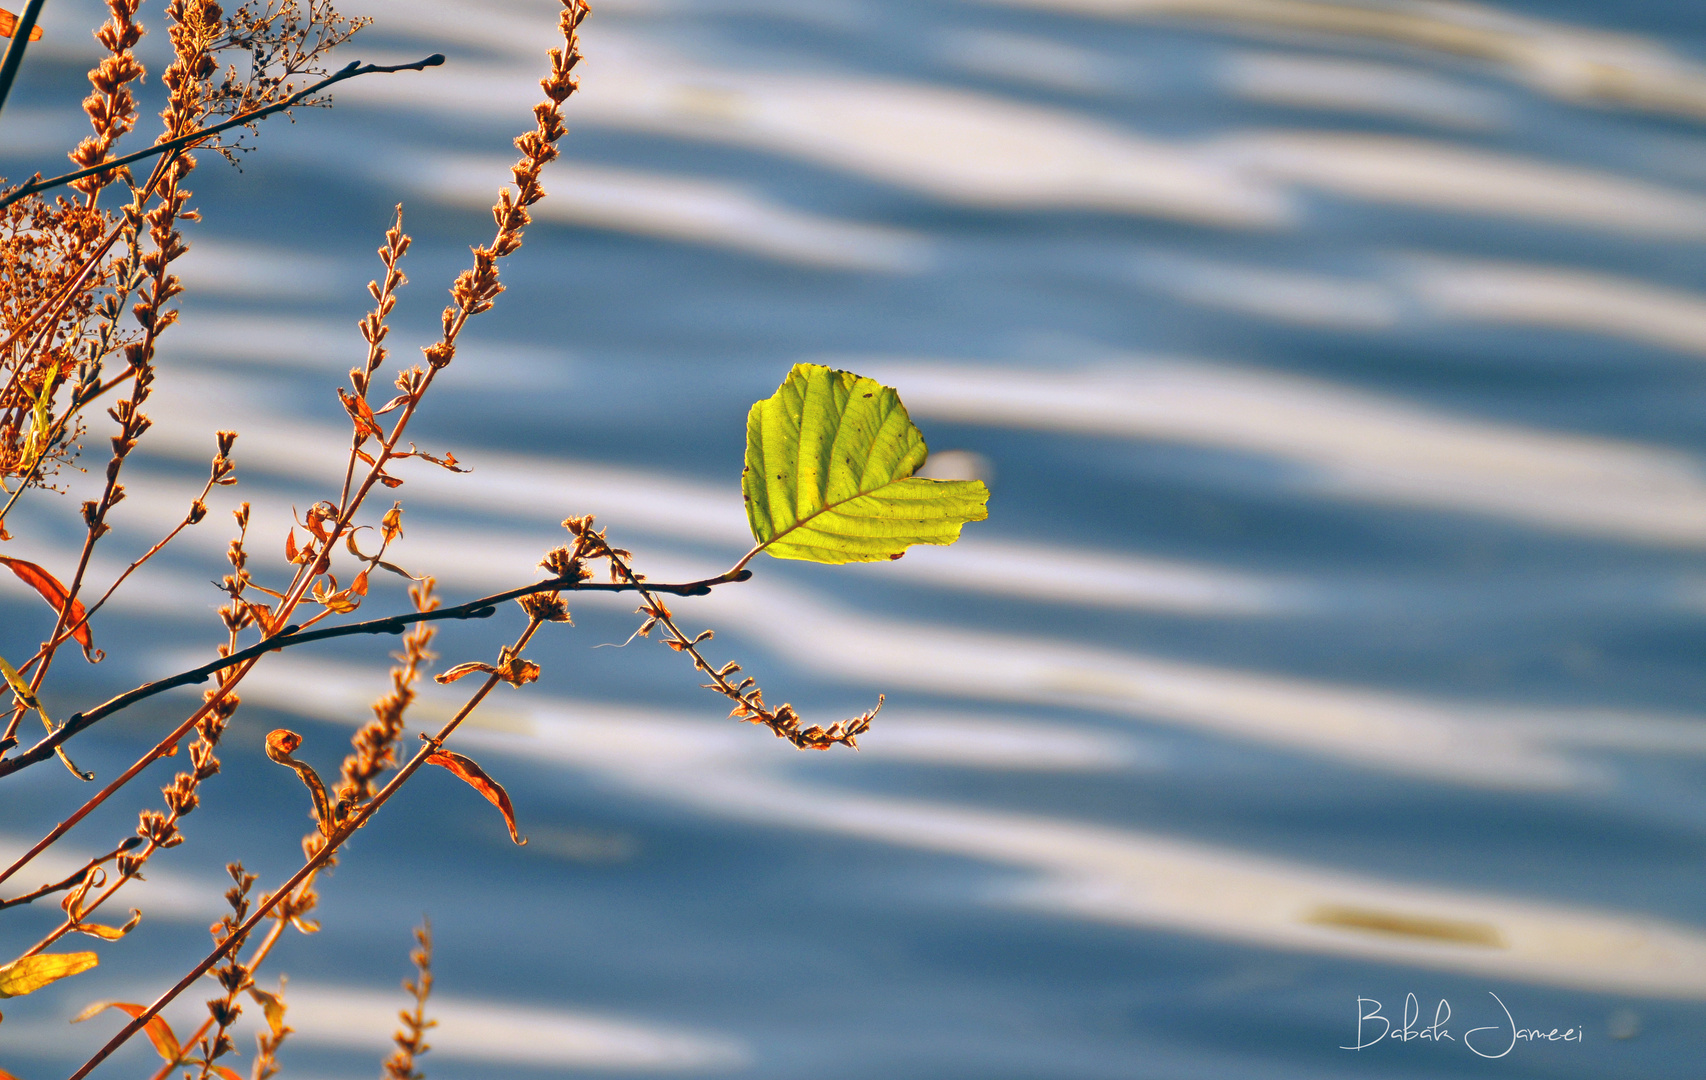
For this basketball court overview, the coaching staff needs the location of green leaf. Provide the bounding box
[0,952,97,998]
[743,364,989,564]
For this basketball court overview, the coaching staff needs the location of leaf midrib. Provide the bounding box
[758,473,930,552]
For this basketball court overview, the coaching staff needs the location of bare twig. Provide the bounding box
[0,55,446,211]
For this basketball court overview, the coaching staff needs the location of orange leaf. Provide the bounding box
[211,1066,244,1080]
[336,388,383,439]
[427,749,526,844]
[0,556,97,661]
[71,1001,181,1063]
[0,8,44,39]
[0,1067,26,1080]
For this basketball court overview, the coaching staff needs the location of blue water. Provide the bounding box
[5,0,1706,1077]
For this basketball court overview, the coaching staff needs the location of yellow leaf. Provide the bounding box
[0,953,98,998]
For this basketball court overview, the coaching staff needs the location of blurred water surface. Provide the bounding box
[5,0,1706,1076]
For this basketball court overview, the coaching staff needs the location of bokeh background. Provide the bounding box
[5,0,1706,1076]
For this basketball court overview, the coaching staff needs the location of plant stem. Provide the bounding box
[0,563,750,881]
[68,618,545,1080]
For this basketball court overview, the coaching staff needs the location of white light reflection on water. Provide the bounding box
[9,0,1706,1073]
[232,659,1706,1000]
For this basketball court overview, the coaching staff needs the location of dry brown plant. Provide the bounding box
[0,0,939,1074]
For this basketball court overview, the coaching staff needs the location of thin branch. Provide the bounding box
[0,54,446,212]
[0,565,751,783]
[0,838,138,911]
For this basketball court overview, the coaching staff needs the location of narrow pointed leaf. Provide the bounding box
[426,749,526,844]
[0,654,92,780]
[71,1000,180,1061]
[0,8,44,39]
[0,557,96,660]
[743,364,988,564]
[0,953,97,998]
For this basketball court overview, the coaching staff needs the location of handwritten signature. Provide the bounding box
[1342,993,1583,1057]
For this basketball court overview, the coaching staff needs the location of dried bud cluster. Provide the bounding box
[383,920,436,1080]
[563,515,879,750]
[199,863,260,1070]
[422,0,587,371]
[70,0,147,198]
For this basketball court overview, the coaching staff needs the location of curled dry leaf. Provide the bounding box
[425,748,526,844]
[70,908,142,940]
[265,730,337,836]
[71,1000,180,1062]
[337,387,384,439]
[0,953,98,998]
[432,661,496,685]
[0,556,98,661]
[60,866,103,923]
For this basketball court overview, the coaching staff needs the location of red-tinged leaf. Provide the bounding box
[374,393,410,415]
[351,569,369,596]
[354,448,376,465]
[336,388,383,439]
[0,556,97,661]
[0,1066,26,1080]
[71,1001,180,1062]
[376,472,404,488]
[427,749,526,844]
[284,529,299,563]
[211,1066,244,1080]
[0,8,45,40]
